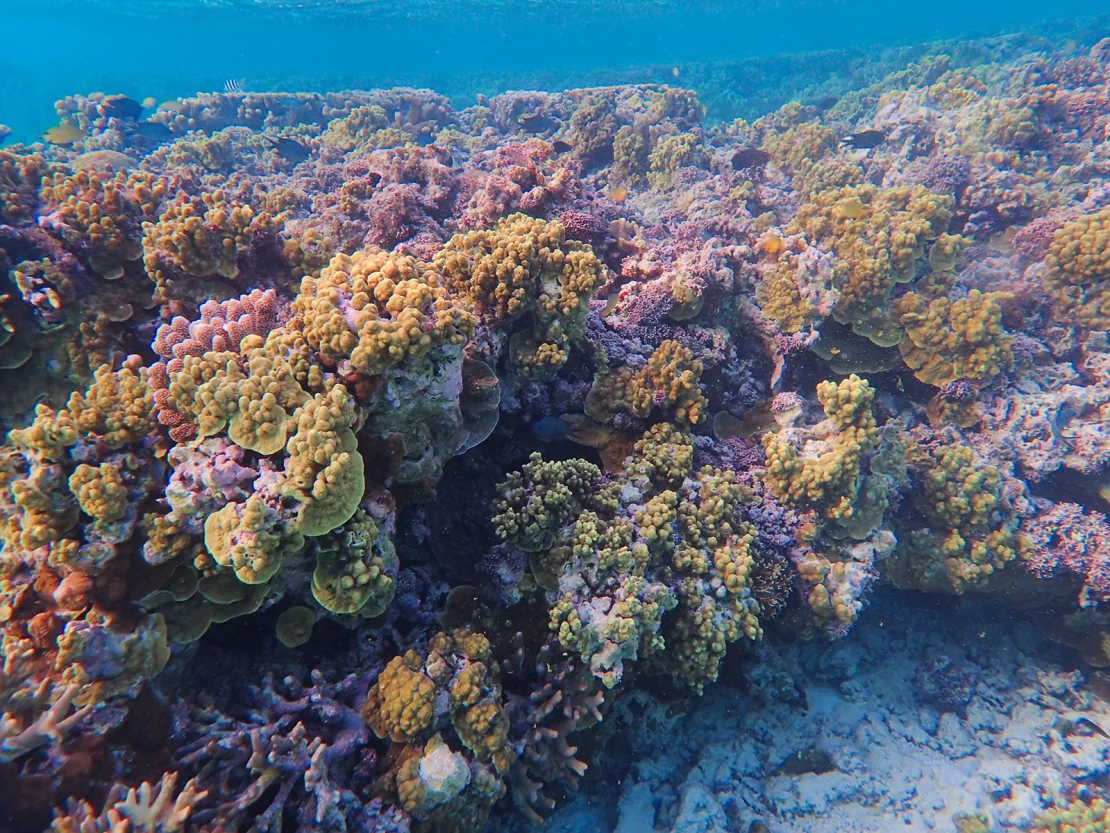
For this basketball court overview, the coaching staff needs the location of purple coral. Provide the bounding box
[1022,501,1110,605]
[152,288,280,362]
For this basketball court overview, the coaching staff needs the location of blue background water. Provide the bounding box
[1,0,1107,141]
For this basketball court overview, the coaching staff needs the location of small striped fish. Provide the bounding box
[224,78,245,94]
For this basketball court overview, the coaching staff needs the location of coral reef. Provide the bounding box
[2,31,1110,831]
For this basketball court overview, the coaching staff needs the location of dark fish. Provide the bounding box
[748,823,771,833]
[133,121,173,143]
[266,137,311,164]
[731,148,771,170]
[774,748,836,776]
[519,113,554,133]
[551,139,573,154]
[808,94,839,111]
[532,416,574,443]
[841,129,886,149]
[102,95,143,121]
[1079,717,1110,739]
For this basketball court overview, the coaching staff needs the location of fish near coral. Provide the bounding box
[42,123,86,145]
[132,121,173,144]
[731,148,771,170]
[101,95,143,120]
[841,129,885,149]
[265,136,311,164]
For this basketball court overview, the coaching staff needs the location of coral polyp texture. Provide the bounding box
[3,29,1110,833]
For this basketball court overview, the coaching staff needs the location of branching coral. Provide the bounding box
[646,132,706,190]
[51,772,206,833]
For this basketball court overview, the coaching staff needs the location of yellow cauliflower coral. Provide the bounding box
[1045,207,1110,328]
[625,423,695,490]
[920,443,1023,591]
[363,651,438,743]
[894,288,1013,386]
[311,509,397,616]
[293,246,475,377]
[433,214,603,373]
[204,494,305,585]
[761,375,878,522]
[13,364,154,455]
[789,183,953,346]
[280,386,364,537]
[586,339,708,425]
[69,462,127,523]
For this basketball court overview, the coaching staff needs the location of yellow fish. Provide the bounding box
[42,123,86,145]
[838,196,866,219]
[608,184,629,204]
[141,96,157,108]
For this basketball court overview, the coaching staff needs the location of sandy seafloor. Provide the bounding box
[540,593,1106,833]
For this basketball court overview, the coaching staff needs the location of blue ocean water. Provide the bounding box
[2,0,1108,139]
[4,1,1110,832]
